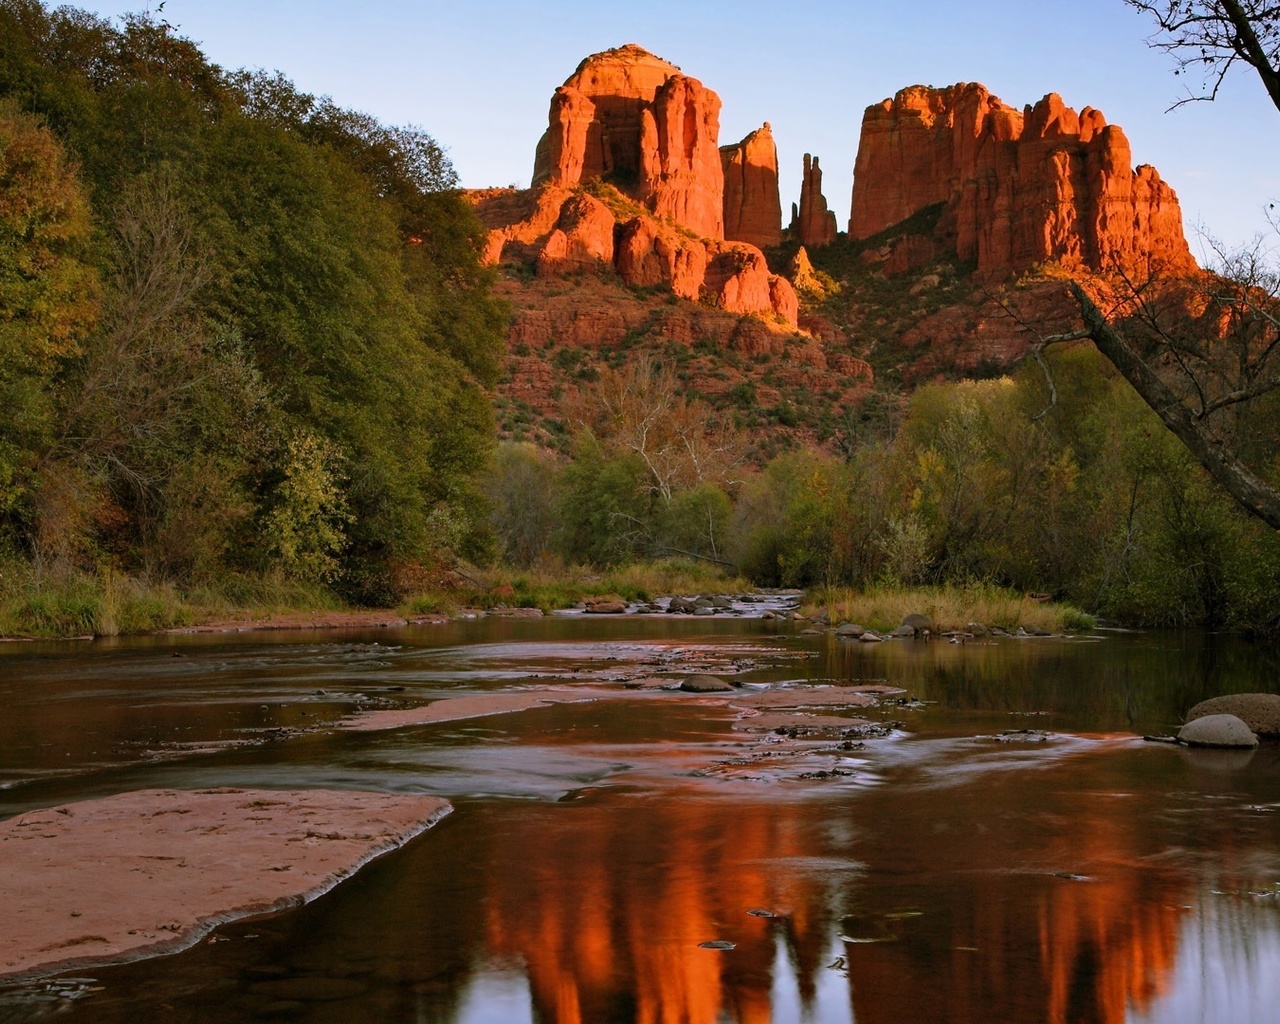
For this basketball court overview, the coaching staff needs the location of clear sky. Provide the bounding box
[85,0,1280,260]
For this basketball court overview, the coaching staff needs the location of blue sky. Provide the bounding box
[87,0,1280,258]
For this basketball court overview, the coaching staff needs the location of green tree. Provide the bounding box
[0,100,97,515]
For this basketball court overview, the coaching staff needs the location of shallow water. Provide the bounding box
[2,618,1279,1023]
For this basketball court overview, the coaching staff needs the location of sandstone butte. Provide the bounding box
[849,83,1196,279]
[477,44,798,327]
[721,122,783,249]
[790,153,838,248]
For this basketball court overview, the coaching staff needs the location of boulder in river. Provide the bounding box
[1177,713,1259,748]
[680,674,737,693]
[1185,693,1280,737]
[900,612,932,636]
[835,623,865,638]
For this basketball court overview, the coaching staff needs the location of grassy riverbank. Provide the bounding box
[400,560,750,617]
[803,583,1094,635]
[1,560,1093,640]
[0,567,340,639]
[0,560,744,639]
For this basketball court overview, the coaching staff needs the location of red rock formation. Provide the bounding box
[532,45,678,188]
[472,46,802,325]
[721,123,783,249]
[639,74,725,238]
[536,192,616,277]
[531,44,724,239]
[849,83,1195,278]
[790,154,838,248]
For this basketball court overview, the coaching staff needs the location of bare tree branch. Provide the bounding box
[1071,281,1280,529]
[1126,1,1280,112]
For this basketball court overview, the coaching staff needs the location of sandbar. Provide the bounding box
[0,787,450,981]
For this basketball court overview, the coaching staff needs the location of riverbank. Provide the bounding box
[0,562,1093,641]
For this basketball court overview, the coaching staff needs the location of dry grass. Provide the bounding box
[804,583,1094,634]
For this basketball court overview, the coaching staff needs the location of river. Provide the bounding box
[2,615,1279,1023]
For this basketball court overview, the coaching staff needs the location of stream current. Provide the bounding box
[2,615,1279,1023]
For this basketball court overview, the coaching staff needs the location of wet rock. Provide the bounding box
[800,628,823,636]
[1177,713,1259,749]
[900,612,932,635]
[859,632,883,643]
[668,596,698,614]
[680,674,737,693]
[835,623,866,638]
[1185,693,1280,737]
[584,599,627,614]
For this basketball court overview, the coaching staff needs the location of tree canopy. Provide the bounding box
[0,0,506,597]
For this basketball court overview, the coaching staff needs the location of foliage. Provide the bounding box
[0,1,504,603]
[0,100,97,514]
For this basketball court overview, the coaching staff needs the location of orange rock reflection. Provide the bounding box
[843,752,1189,1024]
[473,752,1193,1023]
[480,789,836,1024]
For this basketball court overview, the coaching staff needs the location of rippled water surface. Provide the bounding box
[3,617,1280,1023]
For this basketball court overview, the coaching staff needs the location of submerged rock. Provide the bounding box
[680,674,736,693]
[1185,693,1280,737]
[1177,713,1259,749]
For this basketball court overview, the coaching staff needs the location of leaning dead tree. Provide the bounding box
[1039,2,1280,530]
[1071,276,1280,529]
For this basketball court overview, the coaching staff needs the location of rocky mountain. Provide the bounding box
[790,154,838,248]
[480,45,797,326]
[472,50,1200,454]
[721,123,782,249]
[849,83,1195,279]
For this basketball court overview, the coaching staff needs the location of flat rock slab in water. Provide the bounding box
[339,691,603,731]
[731,688,887,711]
[733,712,870,733]
[0,788,451,980]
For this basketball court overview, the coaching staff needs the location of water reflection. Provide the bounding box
[3,624,1280,1022]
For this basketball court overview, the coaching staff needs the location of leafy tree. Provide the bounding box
[484,442,560,567]
[0,100,97,515]
[0,2,506,596]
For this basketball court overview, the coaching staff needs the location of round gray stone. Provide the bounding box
[1177,713,1259,749]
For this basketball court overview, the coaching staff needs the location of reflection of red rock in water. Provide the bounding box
[480,791,837,1024]
[842,765,1187,1024]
